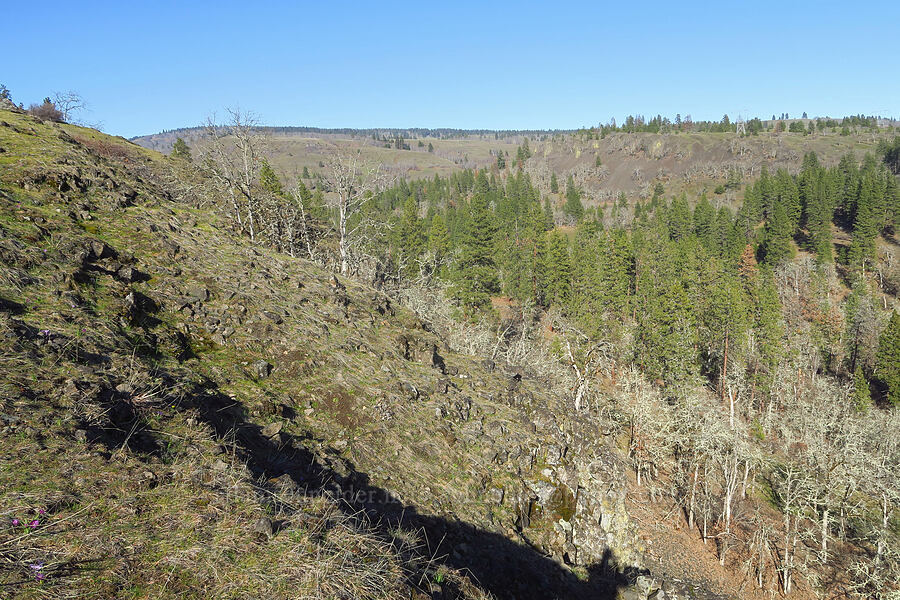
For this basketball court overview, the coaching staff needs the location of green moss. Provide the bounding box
[548,484,577,522]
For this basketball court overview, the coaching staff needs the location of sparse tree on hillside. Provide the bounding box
[288,178,326,260]
[52,91,85,123]
[258,159,283,195]
[200,108,269,240]
[323,148,388,276]
[171,137,192,161]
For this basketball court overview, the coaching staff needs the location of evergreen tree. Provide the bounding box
[693,193,715,248]
[569,221,603,331]
[259,159,284,196]
[666,195,692,241]
[760,200,794,265]
[875,311,900,406]
[171,137,191,161]
[598,229,633,316]
[452,195,499,312]
[634,233,697,386]
[302,166,311,178]
[550,172,559,193]
[543,230,572,306]
[563,174,584,222]
[543,197,555,229]
[396,196,425,279]
[800,154,833,262]
[427,214,451,277]
[848,171,879,270]
[852,364,872,411]
[753,266,784,371]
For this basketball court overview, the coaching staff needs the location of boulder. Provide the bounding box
[251,360,272,378]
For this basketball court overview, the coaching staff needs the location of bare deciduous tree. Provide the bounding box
[200,108,266,240]
[52,91,86,123]
[323,148,388,276]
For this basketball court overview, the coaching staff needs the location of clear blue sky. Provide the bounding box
[4,0,899,138]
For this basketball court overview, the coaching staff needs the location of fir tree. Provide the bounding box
[848,171,880,269]
[544,230,572,306]
[753,266,784,371]
[259,159,284,196]
[427,214,450,277]
[550,172,559,194]
[396,196,425,279]
[171,137,191,161]
[452,194,499,312]
[760,200,794,265]
[543,197,555,229]
[876,311,900,406]
[693,194,715,248]
[563,174,584,222]
[666,195,692,241]
[852,364,872,411]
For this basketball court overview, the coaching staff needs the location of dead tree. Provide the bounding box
[52,91,86,123]
[323,148,388,276]
[200,108,266,240]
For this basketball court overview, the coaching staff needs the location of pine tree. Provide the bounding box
[876,311,900,406]
[852,364,872,411]
[753,266,784,371]
[171,137,191,161]
[569,220,603,331]
[634,233,697,385]
[563,175,584,222]
[452,194,499,312]
[775,168,800,232]
[761,200,794,265]
[693,194,715,249]
[666,195,692,241]
[396,196,425,279]
[427,214,450,277]
[259,160,283,196]
[800,153,834,262]
[699,262,750,392]
[543,197,555,230]
[550,172,559,193]
[848,171,880,269]
[544,230,572,306]
[598,229,633,316]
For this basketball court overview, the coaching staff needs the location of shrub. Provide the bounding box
[27,98,64,122]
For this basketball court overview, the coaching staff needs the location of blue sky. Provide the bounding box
[4,1,899,137]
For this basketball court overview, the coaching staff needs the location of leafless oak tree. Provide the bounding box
[323,148,389,276]
[200,108,267,241]
[52,91,86,123]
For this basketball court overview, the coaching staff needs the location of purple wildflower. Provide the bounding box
[28,519,39,528]
[30,562,44,571]
[37,509,46,516]
[11,518,20,526]
[35,572,46,581]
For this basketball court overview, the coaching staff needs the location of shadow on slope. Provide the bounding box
[186,377,644,600]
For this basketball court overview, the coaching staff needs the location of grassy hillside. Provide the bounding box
[134,125,893,206]
[0,111,705,599]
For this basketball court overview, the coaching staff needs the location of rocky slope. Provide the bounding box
[0,110,721,599]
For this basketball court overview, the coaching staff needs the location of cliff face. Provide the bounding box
[0,110,716,599]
